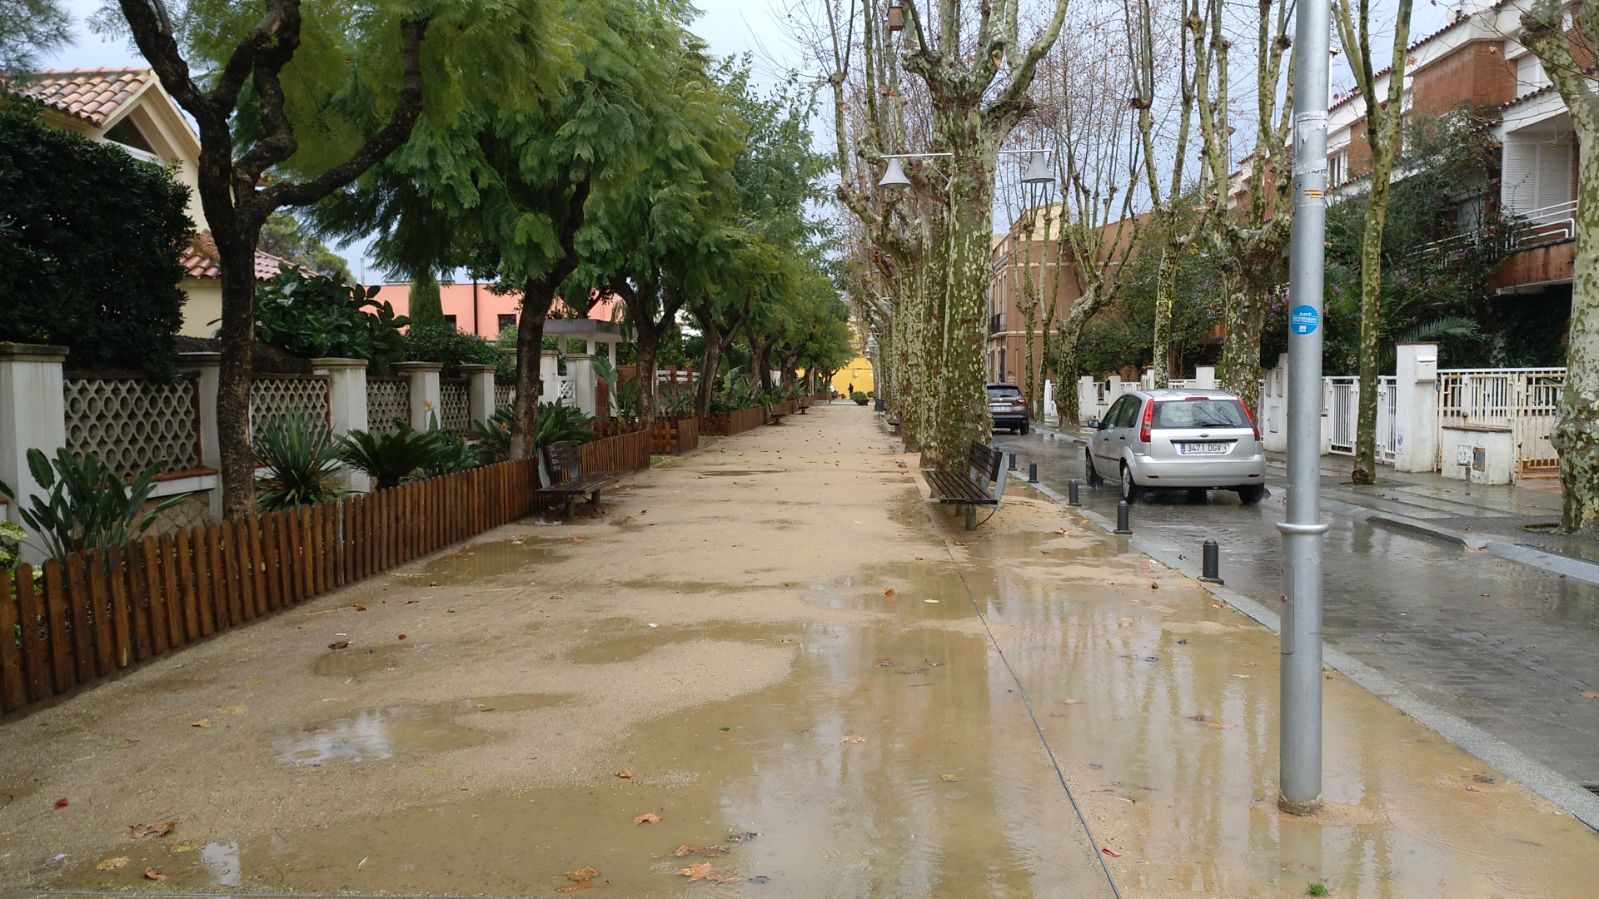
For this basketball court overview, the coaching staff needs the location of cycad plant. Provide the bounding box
[419,413,479,478]
[254,414,344,512]
[338,424,445,490]
[0,448,180,563]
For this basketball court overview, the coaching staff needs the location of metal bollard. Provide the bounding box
[1067,479,1081,506]
[1200,538,1223,584]
[1114,500,1132,534]
[1009,451,1018,472]
[1028,462,1038,483]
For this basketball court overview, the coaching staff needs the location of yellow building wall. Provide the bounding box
[831,356,875,395]
[179,280,223,338]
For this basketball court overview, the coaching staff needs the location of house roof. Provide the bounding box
[179,232,307,283]
[1328,0,1517,114]
[9,68,151,126]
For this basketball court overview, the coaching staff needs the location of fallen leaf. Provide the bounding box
[116,739,139,750]
[952,540,969,546]
[1149,583,1159,590]
[724,831,758,844]
[54,797,69,809]
[130,821,175,839]
[678,862,715,881]
[1205,721,1237,729]
[1187,714,1209,723]
[1472,774,1496,784]
[96,857,129,871]
[707,872,743,884]
[1241,661,1259,668]
[840,735,868,744]
[328,640,350,651]
[1061,698,1083,705]
[1055,528,1070,536]
[1580,691,1599,699]
[397,634,408,641]
[615,769,633,779]
[556,882,593,893]
[218,705,247,715]
[923,599,939,604]
[191,719,212,728]
[1232,673,1252,679]
[143,867,168,882]
[1101,847,1121,858]
[1048,711,1066,718]
[883,588,896,597]
[673,845,697,858]
[353,603,367,612]
[633,812,661,825]
[563,867,600,881]
[876,658,894,667]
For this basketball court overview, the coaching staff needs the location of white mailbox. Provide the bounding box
[1415,347,1438,382]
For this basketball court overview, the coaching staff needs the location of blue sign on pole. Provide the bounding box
[1289,304,1320,336]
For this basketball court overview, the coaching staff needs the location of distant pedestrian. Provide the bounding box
[848,381,855,396]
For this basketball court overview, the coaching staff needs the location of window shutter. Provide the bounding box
[1501,136,1536,215]
[1538,133,1575,210]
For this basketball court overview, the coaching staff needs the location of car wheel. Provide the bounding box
[1187,488,1207,504]
[1120,463,1141,503]
[1237,484,1265,505]
[1084,449,1103,487]
[1020,420,1030,435]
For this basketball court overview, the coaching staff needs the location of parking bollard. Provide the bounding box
[1028,462,1038,483]
[1114,500,1132,535]
[1200,538,1223,584]
[1067,479,1081,506]
[1009,452,1018,472]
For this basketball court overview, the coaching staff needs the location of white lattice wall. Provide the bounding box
[494,384,514,410]
[64,376,201,477]
[366,378,410,435]
[250,376,331,443]
[440,380,471,431]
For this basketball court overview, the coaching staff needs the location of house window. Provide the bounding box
[497,313,516,333]
[1327,150,1348,187]
[1516,53,1550,98]
[443,314,458,329]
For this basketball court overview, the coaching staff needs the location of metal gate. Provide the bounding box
[1435,368,1564,476]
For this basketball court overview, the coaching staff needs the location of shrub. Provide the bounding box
[337,425,444,490]
[401,323,514,382]
[419,414,478,478]
[255,269,409,364]
[0,521,25,571]
[0,108,190,376]
[408,270,445,329]
[254,414,343,511]
[468,402,594,462]
[0,448,180,563]
[851,391,868,405]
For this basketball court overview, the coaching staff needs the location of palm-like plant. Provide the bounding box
[337,424,445,490]
[254,414,344,512]
[0,448,180,563]
[419,414,479,478]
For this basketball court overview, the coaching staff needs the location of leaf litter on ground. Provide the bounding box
[129,821,175,839]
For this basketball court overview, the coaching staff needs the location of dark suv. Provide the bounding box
[986,383,1029,434]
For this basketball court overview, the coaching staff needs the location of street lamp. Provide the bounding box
[886,0,905,32]
[875,149,1056,191]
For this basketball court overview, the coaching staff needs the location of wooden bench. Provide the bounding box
[925,441,1007,530]
[537,440,619,517]
[765,403,787,425]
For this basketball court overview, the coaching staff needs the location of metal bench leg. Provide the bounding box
[565,496,577,518]
[965,505,977,530]
[589,489,602,506]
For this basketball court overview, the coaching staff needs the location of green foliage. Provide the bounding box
[0,108,190,376]
[408,270,445,329]
[1319,111,1516,372]
[255,269,409,364]
[467,407,516,464]
[1306,883,1329,897]
[0,520,25,571]
[337,425,446,490]
[0,0,70,74]
[253,414,343,512]
[259,212,353,283]
[401,323,513,381]
[0,448,179,564]
[851,391,869,405]
[419,414,478,478]
[468,402,593,461]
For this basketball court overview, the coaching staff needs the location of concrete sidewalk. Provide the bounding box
[2,406,1596,897]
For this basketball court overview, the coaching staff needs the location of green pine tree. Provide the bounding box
[409,270,445,330]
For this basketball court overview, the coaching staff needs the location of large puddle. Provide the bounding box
[38,524,1599,896]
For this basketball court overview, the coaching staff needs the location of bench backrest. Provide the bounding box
[541,440,582,486]
[967,441,1004,485]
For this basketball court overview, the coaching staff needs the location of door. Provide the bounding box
[1092,396,1134,476]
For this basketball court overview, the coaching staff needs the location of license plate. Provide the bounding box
[1180,442,1227,455]
[989,404,1008,412]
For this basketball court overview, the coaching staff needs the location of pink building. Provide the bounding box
[371,282,622,339]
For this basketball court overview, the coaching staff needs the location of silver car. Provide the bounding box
[1086,389,1266,504]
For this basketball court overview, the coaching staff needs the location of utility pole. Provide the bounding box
[1278,0,1331,816]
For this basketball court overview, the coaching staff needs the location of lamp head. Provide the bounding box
[877,157,911,189]
[1021,150,1054,186]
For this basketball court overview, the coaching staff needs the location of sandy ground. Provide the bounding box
[1,403,1597,897]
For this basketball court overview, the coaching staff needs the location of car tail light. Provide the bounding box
[1015,397,1026,406]
[1238,400,1260,440]
[1139,399,1154,443]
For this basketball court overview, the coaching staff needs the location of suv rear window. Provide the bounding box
[986,385,1021,398]
[1152,399,1250,429]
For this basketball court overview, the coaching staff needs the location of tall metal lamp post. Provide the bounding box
[1278,0,1331,816]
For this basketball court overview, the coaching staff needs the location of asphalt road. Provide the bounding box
[989,428,1599,790]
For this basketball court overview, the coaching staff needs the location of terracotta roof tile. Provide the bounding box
[180,232,307,283]
[9,68,150,126]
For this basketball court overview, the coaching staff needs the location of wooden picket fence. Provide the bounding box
[700,406,767,436]
[651,416,699,454]
[0,426,654,718]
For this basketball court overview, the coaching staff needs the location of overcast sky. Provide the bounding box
[42,0,1461,273]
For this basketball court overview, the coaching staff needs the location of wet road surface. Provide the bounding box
[991,428,1599,789]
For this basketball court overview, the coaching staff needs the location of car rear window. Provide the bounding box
[1152,399,1250,429]
[986,386,1021,398]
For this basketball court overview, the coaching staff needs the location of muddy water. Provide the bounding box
[420,537,571,582]
[40,523,1599,896]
